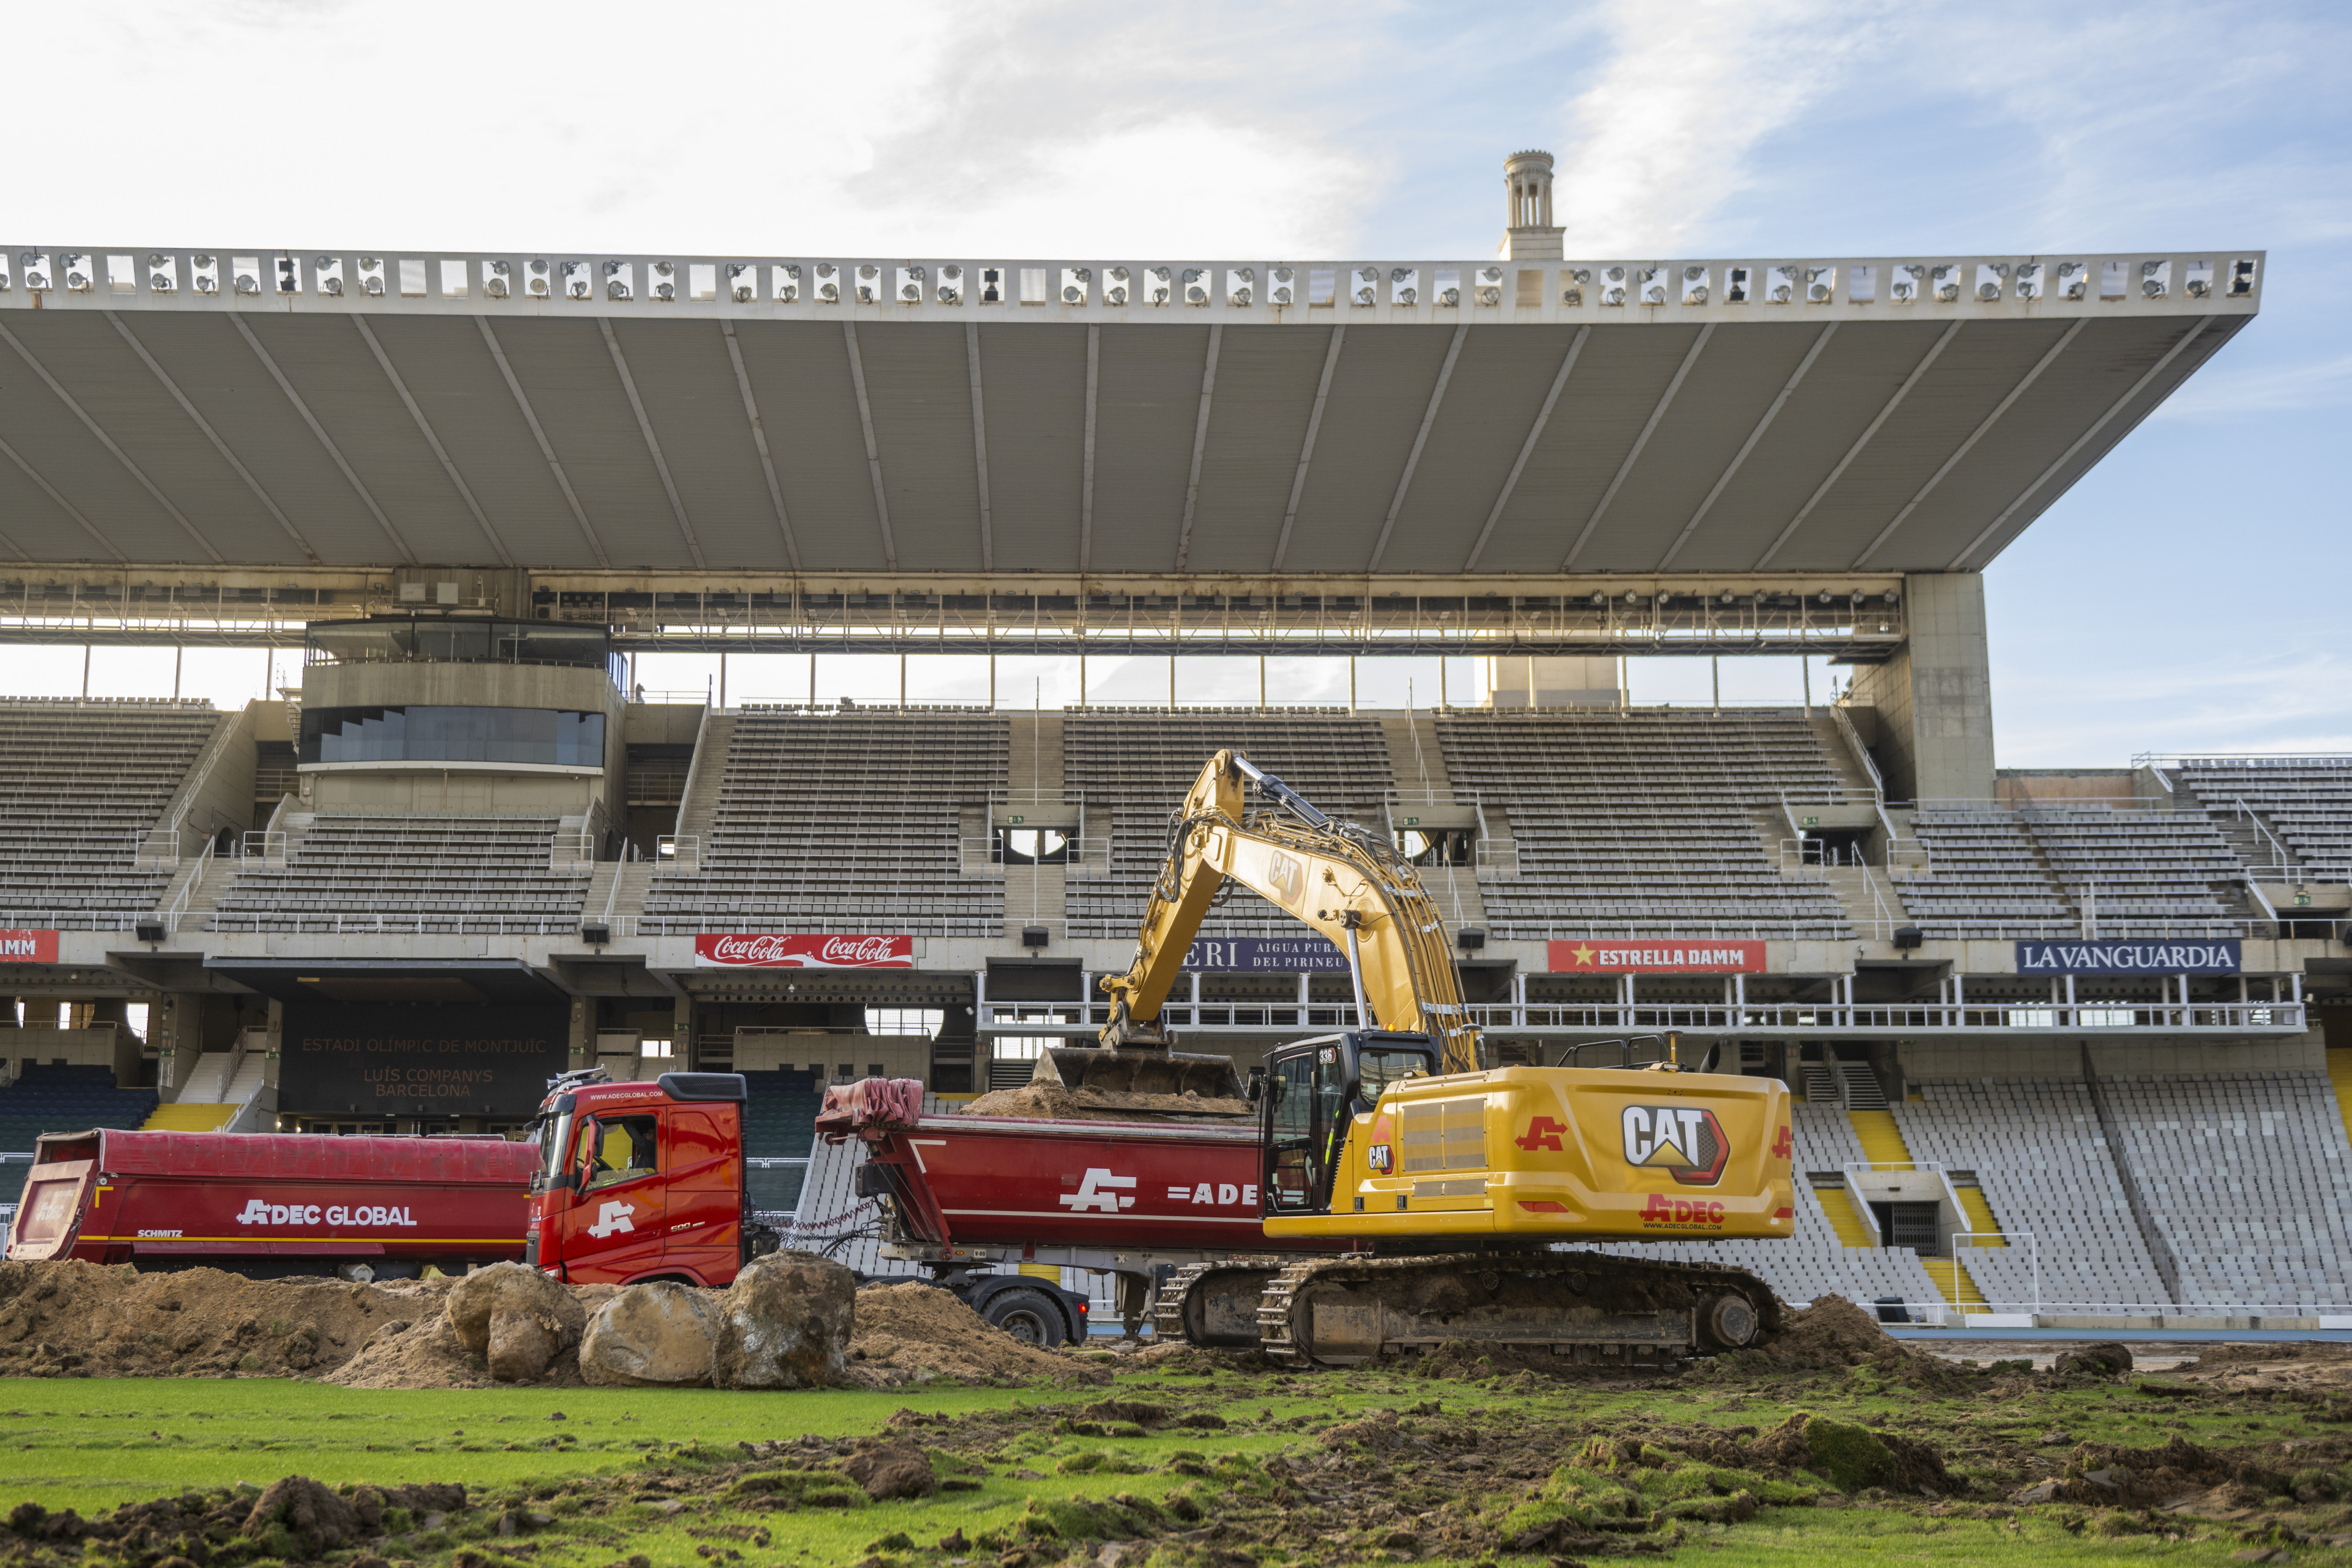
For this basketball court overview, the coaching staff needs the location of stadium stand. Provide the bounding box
[1432,709,1854,940]
[208,814,590,934]
[1063,710,1395,938]
[1896,1079,2169,1309]
[1891,810,2074,939]
[0,1064,158,1156]
[2176,758,2352,881]
[740,1067,824,1217]
[0,699,221,930]
[639,708,1007,937]
[2106,1071,2352,1308]
[2020,806,2244,932]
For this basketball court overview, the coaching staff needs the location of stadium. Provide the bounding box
[0,149,2329,1338]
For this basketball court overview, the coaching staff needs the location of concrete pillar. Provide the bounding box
[674,992,696,1069]
[1483,655,1621,709]
[1846,573,1995,803]
[569,998,592,1065]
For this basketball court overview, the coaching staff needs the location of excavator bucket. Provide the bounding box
[1032,1042,1247,1102]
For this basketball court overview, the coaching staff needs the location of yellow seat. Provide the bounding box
[142,1102,233,1132]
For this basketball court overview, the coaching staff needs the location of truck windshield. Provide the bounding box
[539,1111,573,1180]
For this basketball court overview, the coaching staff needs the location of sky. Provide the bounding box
[4,0,2346,764]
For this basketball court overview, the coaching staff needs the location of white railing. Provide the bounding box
[241,830,288,868]
[2223,797,2296,878]
[134,828,179,867]
[552,830,596,874]
[657,834,700,874]
[161,834,217,931]
[203,912,605,936]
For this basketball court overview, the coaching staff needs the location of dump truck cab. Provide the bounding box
[527,1069,778,1286]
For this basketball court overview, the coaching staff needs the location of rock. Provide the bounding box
[2054,1340,2134,1378]
[2012,1479,2062,1505]
[841,1439,938,1499]
[579,1282,720,1387]
[713,1252,856,1390]
[444,1263,586,1382]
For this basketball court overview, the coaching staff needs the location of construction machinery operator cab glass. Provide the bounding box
[1259,1032,1435,1216]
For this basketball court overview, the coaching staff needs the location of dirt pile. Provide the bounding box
[1762,1293,1897,1368]
[848,1281,1109,1387]
[961,1082,1249,1121]
[0,1259,439,1380]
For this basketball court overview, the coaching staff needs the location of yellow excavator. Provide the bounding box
[1049,749,1795,1366]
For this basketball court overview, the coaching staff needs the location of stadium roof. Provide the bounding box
[0,246,2257,583]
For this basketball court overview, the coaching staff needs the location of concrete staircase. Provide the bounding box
[673,713,737,840]
[1377,711,1485,928]
[1815,860,1910,937]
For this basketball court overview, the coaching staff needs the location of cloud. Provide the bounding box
[2151,352,2352,420]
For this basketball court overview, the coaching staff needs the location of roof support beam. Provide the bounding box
[1656,322,1836,573]
[720,322,800,573]
[472,319,600,569]
[351,319,514,566]
[0,320,222,564]
[841,322,898,570]
[1462,326,1586,572]
[104,314,321,566]
[1173,325,1222,571]
[1852,319,2084,569]
[229,316,413,564]
[1079,324,1099,575]
[1563,323,1713,570]
[1368,323,1469,572]
[1949,319,2210,571]
[600,319,706,571]
[1271,325,1345,572]
[967,323,995,573]
[0,434,125,561]
[1753,321,1960,571]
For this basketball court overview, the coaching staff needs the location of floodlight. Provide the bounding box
[1146,266,1172,306]
[0,254,10,292]
[21,252,52,291]
[313,255,343,296]
[1476,265,1502,306]
[233,257,262,295]
[1590,592,1605,606]
[898,265,926,304]
[1765,265,1795,303]
[728,263,754,303]
[1269,266,1295,307]
[2013,262,2042,301]
[1975,262,2007,302]
[2139,259,2169,299]
[483,259,512,299]
[1931,264,1958,303]
[529,259,553,298]
[1681,265,1708,306]
[1391,266,1418,306]
[937,265,964,305]
[353,256,382,296]
[2228,259,2256,296]
[1600,265,1626,306]
[564,260,592,300]
[856,263,880,304]
[1726,265,1750,303]
[2055,261,2086,300]
[61,253,92,292]
[1805,266,1833,303]
[1063,266,1091,306]
[1227,267,1254,306]
[816,263,840,303]
[1639,267,1665,306]
[1352,266,1377,306]
[774,263,801,303]
[2183,260,2212,299]
[1561,267,1586,306]
[604,260,633,300]
[981,266,1004,304]
[1625,590,1639,604]
[1435,268,1461,306]
[275,255,298,295]
[148,252,178,292]
[651,260,677,301]
[1889,264,1922,303]
[1104,265,1130,306]
[1182,267,1209,306]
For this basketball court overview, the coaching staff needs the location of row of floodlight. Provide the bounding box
[0,252,2259,309]
[601,587,1902,611]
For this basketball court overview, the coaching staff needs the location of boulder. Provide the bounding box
[579,1282,721,1387]
[445,1262,586,1382]
[2054,1340,2134,1378]
[841,1439,938,1500]
[714,1252,856,1390]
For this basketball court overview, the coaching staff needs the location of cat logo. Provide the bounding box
[1620,1105,1730,1186]
[1266,851,1305,910]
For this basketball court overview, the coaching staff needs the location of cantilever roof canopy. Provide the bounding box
[0,248,2259,579]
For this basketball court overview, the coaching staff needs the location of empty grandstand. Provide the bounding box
[208,813,593,935]
[2174,757,2352,882]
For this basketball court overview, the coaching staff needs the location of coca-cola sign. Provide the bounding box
[693,934,914,969]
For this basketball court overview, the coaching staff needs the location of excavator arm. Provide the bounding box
[1094,750,1479,1074]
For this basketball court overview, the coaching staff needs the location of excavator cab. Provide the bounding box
[1259,1032,1438,1216]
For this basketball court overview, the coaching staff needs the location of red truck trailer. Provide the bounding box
[5,1126,537,1279]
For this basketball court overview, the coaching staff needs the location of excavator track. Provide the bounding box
[1252,1250,1782,1368]
[1158,1259,1289,1348]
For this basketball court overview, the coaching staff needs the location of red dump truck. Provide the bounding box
[5,1126,537,1279]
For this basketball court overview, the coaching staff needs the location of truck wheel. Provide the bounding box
[981,1288,1067,1349]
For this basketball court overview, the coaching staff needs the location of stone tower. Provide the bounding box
[1499,149,1565,260]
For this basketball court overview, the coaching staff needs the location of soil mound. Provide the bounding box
[1765,1294,1897,1368]
[962,1082,1249,1121]
[848,1282,1108,1386]
[0,1259,437,1379]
